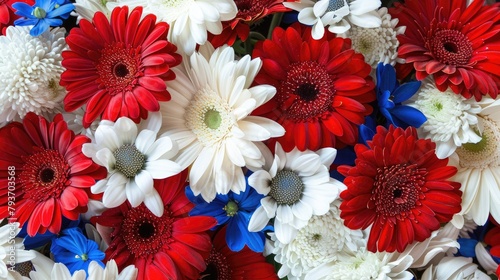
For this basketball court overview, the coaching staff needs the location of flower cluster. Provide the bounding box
[1,0,500,279]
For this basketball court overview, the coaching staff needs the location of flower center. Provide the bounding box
[185,87,235,147]
[32,7,47,19]
[20,148,70,202]
[223,201,239,217]
[121,205,173,258]
[201,249,232,280]
[96,43,142,95]
[327,0,347,12]
[234,0,265,20]
[279,61,334,121]
[428,29,473,66]
[269,170,304,205]
[456,117,500,169]
[12,261,34,277]
[78,253,89,261]
[371,164,426,217]
[113,144,145,178]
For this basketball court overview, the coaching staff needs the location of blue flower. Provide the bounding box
[376,63,426,129]
[12,0,74,36]
[186,177,268,253]
[50,227,105,275]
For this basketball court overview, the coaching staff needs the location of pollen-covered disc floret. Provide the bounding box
[248,143,345,244]
[449,98,500,226]
[0,26,67,125]
[409,79,481,159]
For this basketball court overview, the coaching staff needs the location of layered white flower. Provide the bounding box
[284,0,382,39]
[449,97,500,226]
[72,0,115,23]
[339,7,405,69]
[82,112,182,217]
[305,247,414,280]
[0,26,67,126]
[270,201,364,279]
[0,220,36,280]
[160,44,284,202]
[409,79,482,159]
[108,0,237,55]
[247,143,345,244]
[421,256,490,280]
[29,253,137,280]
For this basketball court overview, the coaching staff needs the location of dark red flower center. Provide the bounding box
[235,0,266,19]
[201,248,232,280]
[96,43,142,95]
[278,61,334,121]
[19,148,70,202]
[121,205,173,258]
[371,164,426,217]
[427,29,473,66]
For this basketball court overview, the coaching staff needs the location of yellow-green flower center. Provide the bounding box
[224,201,239,217]
[113,144,146,178]
[204,109,222,130]
[32,7,46,19]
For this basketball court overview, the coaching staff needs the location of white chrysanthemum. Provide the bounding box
[108,0,237,55]
[409,79,482,159]
[270,201,364,279]
[0,26,67,126]
[0,220,36,280]
[72,0,115,23]
[82,112,182,217]
[305,247,414,280]
[284,0,381,39]
[247,143,345,244]
[339,7,405,69]
[393,223,460,269]
[29,253,137,280]
[421,256,490,280]
[449,97,500,226]
[160,44,284,202]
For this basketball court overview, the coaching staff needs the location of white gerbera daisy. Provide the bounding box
[72,0,114,23]
[160,44,284,202]
[0,220,36,280]
[82,112,182,217]
[247,143,345,244]
[409,79,482,159]
[449,97,500,226]
[339,7,405,69]
[421,256,490,280]
[0,26,67,126]
[270,201,364,279]
[108,0,237,55]
[284,0,382,39]
[305,247,414,280]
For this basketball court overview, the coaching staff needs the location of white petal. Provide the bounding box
[95,148,115,170]
[248,206,270,232]
[291,153,321,177]
[134,130,156,154]
[144,189,164,217]
[126,179,145,207]
[317,147,337,167]
[102,183,127,208]
[95,125,121,151]
[261,196,278,218]
[292,200,313,221]
[114,117,138,145]
[91,179,108,194]
[134,170,154,194]
[144,159,183,179]
[145,136,175,161]
[274,221,297,244]
[248,170,272,195]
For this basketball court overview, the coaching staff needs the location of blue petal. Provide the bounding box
[359,124,376,145]
[30,20,49,36]
[376,63,397,93]
[237,213,265,252]
[226,219,245,252]
[392,81,422,103]
[390,105,427,128]
[47,3,74,18]
[35,0,51,11]
[457,238,478,257]
[14,18,39,26]
[12,2,34,18]
[380,107,395,125]
[185,187,207,204]
[238,189,263,210]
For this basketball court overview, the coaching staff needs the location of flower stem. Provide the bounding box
[267,13,283,39]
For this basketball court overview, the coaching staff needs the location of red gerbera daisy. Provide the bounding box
[338,125,462,253]
[61,6,181,128]
[390,0,500,101]
[210,0,291,48]
[0,112,106,236]
[252,23,375,152]
[201,226,278,280]
[92,170,217,280]
[0,0,33,35]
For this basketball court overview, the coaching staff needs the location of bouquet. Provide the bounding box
[1,0,500,279]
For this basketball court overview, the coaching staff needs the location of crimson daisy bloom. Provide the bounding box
[0,0,34,35]
[390,0,500,101]
[210,0,291,48]
[338,125,462,253]
[252,23,375,152]
[92,170,217,280]
[201,226,278,280]
[61,6,181,128]
[0,112,106,236]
